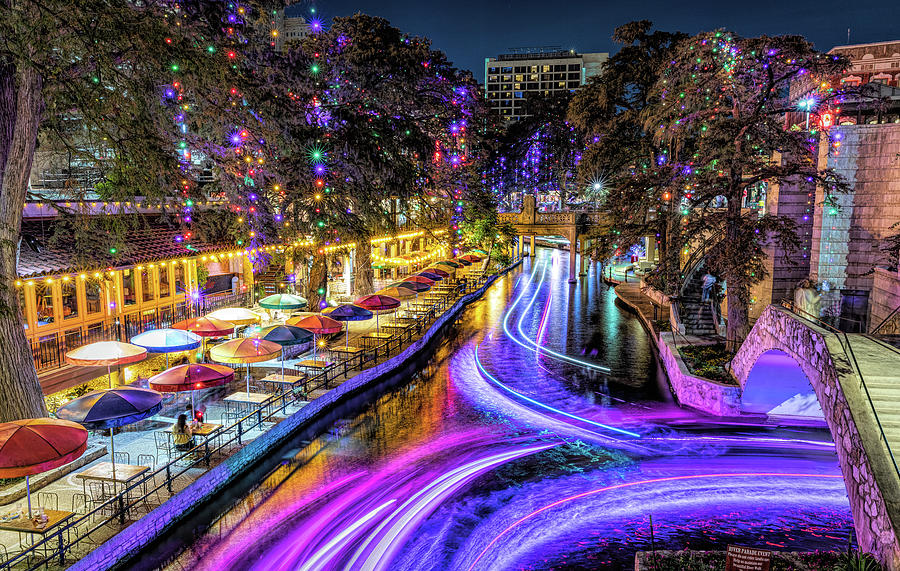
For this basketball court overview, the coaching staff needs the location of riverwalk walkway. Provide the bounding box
[0,265,507,570]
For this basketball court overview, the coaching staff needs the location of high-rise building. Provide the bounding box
[273,13,310,52]
[484,48,608,121]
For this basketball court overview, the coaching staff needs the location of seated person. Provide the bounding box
[171,414,195,451]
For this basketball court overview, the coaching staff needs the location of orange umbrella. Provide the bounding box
[401,275,435,286]
[377,286,416,300]
[287,315,343,361]
[0,419,88,516]
[65,341,147,388]
[172,316,235,337]
[210,338,282,394]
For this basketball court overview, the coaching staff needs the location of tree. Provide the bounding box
[275,15,483,297]
[493,92,581,210]
[568,21,688,293]
[644,31,850,348]
[0,0,283,421]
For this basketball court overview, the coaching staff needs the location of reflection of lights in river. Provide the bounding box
[474,345,641,438]
[466,472,845,571]
[503,261,612,373]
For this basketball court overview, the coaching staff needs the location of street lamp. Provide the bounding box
[798,97,816,130]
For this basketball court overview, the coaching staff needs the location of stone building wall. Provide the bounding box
[731,305,900,568]
[870,267,900,331]
[810,123,900,326]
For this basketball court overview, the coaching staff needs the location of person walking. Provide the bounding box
[701,272,717,302]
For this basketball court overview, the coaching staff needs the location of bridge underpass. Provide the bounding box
[732,305,900,569]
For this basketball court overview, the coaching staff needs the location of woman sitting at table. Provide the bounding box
[172,414,195,452]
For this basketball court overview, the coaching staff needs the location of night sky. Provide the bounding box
[288,0,899,80]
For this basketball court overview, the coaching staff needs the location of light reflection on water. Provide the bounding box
[172,249,851,570]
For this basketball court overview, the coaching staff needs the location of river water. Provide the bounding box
[170,249,852,570]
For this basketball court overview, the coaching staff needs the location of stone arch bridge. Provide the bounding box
[732,305,900,568]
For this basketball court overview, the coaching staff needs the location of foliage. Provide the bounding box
[641,549,883,571]
[568,21,689,294]
[677,343,736,385]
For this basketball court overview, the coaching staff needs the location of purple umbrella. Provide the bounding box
[323,304,373,347]
[417,271,444,282]
[56,387,163,480]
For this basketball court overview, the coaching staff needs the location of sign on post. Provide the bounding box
[725,545,773,571]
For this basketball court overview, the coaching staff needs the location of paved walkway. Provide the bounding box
[0,274,480,567]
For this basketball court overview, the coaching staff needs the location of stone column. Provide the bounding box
[530,235,536,256]
[580,239,589,276]
[646,236,656,263]
[390,243,399,279]
[519,235,527,257]
[343,253,352,298]
[568,231,577,283]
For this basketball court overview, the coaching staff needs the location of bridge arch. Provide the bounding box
[732,305,900,569]
[741,349,823,419]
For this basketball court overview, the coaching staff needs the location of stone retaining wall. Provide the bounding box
[657,333,741,416]
[70,262,520,571]
[731,305,900,569]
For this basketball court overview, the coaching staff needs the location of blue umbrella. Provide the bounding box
[322,304,373,347]
[56,387,163,480]
[417,271,443,282]
[131,328,202,368]
[253,325,315,376]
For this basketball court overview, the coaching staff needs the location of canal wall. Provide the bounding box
[614,282,740,416]
[71,261,522,571]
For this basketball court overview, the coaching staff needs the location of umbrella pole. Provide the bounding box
[312,334,317,362]
[110,427,117,482]
[345,325,349,348]
[26,475,32,517]
[281,347,285,378]
[246,365,250,394]
[107,364,113,389]
[191,391,195,420]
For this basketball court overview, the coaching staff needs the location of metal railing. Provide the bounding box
[870,302,900,336]
[3,271,497,570]
[779,299,900,479]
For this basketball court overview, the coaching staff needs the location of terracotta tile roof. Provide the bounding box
[18,219,233,278]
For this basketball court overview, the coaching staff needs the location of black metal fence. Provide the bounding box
[5,273,495,570]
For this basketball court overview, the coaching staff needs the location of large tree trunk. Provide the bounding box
[353,237,374,297]
[304,253,327,310]
[0,64,48,421]
[724,180,750,352]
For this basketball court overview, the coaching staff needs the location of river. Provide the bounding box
[168,248,852,570]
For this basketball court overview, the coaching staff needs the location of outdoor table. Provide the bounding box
[167,422,222,466]
[330,346,366,370]
[0,509,75,565]
[75,462,149,522]
[361,331,394,349]
[260,372,307,393]
[223,391,271,425]
[296,359,332,369]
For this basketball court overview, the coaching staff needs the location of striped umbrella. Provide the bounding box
[206,307,262,326]
[259,294,308,311]
[65,341,148,388]
[421,267,450,279]
[210,338,282,393]
[149,363,234,417]
[287,315,343,361]
[252,325,314,376]
[323,304,373,347]
[354,294,401,332]
[130,328,202,367]
[417,271,444,282]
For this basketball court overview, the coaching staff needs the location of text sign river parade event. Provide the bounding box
[725,544,773,571]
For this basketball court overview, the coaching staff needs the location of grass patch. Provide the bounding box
[677,343,736,385]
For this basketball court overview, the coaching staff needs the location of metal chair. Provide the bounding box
[112,451,130,465]
[35,491,58,511]
[154,431,173,462]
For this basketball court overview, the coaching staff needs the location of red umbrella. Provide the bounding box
[0,419,88,516]
[401,275,435,286]
[287,315,343,361]
[460,254,482,263]
[354,294,401,333]
[149,363,234,418]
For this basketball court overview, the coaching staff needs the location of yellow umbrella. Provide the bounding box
[209,338,281,393]
[376,286,417,300]
[206,307,262,326]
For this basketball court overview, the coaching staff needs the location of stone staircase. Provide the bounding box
[255,269,285,296]
[852,336,900,463]
[679,265,719,337]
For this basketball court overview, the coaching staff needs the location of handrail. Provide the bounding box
[779,299,900,479]
[871,302,900,336]
[2,266,506,570]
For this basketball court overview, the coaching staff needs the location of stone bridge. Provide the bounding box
[731,305,900,568]
[498,196,609,282]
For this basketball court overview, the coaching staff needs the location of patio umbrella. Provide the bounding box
[377,286,417,300]
[0,419,88,517]
[421,267,450,279]
[206,307,262,326]
[435,260,462,269]
[130,329,202,368]
[459,254,482,263]
[148,364,234,417]
[391,280,431,293]
[471,249,489,255]
[252,325,314,376]
[454,258,473,266]
[65,341,148,388]
[209,338,282,393]
[288,315,343,361]
[172,316,235,337]
[56,387,163,481]
[322,304,373,347]
[259,293,308,311]
[354,294,401,333]
[401,275,435,286]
